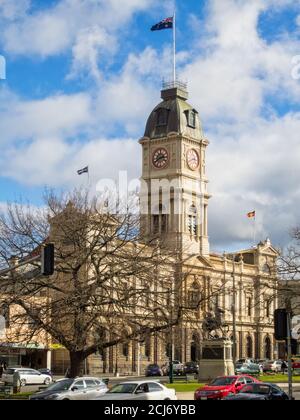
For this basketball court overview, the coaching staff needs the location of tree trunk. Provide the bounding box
[68,351,86,378]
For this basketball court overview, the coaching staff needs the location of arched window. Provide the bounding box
[122,343,129,358]
[188,205,197,236]
[265,337,271,360]
[246,336,253,358]
[265,298,272,318]
[152,204,168,235]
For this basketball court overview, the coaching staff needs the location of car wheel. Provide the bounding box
[164,398,171,401]
[44,378,51,385]
[20,379,26,387]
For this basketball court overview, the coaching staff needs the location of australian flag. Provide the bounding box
[151,17,173,31]
[77,166,89,175]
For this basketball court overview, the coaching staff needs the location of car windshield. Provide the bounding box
[148,365,159,369]
[108,384,137,394]
[210,377,236,386]
[45,379,74,392]
[242,385,270,395]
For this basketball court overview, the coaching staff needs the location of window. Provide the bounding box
[157,108,168,126]
[152,204,168,235]
[247,297,252,317]
[246,336,253,358]
[85,380,97,388]
[148,383,163,392]
[145,337,151,359]
[122,343,129,358]
[153,215,159,234]
[186,110,197,128]
[74,380,85,390]
[188,205,197,236]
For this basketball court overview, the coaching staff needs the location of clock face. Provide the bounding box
[187,149,199,171]
[152,148,169,169]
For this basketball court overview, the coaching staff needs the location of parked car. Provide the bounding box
[30,377,108,400]
[184,362,199,375]
[145,364,163,377]
[224,383,289,400]
[292,360,300,370]
[236,359,255,365]
[262,360,274,372]
[271,361,283,373]
[194,375,260,400]
[96,381,177,401]
[2,368,52,387]
[235,363,261,375]
[162,361,184,376]
[38,368,54,379]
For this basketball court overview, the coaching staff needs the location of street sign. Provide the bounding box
[291,315,300,340]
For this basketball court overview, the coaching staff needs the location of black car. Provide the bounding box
[184,362,199,375]
[224,383,289,401]
[145,364,163,377]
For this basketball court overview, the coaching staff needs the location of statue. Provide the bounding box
[202,308,228,339]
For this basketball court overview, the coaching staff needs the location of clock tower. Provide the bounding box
[139,82,210,257]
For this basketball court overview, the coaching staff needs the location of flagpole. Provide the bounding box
[173,9,176,84]
[253,214,256,245]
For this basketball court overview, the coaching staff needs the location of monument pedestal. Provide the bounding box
[198,339,234,381]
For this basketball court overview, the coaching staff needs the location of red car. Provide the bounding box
[292,360,300,370]
[194,375,261,400]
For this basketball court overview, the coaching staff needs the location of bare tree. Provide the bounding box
[0,189,218,377]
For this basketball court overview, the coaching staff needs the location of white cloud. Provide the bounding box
[0,90,92,144]
[0,0,30,20]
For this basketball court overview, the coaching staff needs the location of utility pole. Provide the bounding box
[287,310,293,400]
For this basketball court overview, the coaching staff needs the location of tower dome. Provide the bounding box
[144,82,204,140]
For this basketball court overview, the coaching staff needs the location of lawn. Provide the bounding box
[0,392,33,400]
[259,374,300,383]
[166,382,204,393]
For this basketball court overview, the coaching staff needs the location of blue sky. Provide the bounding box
[0,0,300,252]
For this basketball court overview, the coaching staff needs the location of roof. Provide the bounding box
[144,86,204,140]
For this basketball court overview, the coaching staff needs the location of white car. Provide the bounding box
[96,381,177,401]
[271,361,283,373]
[2,368,52,387]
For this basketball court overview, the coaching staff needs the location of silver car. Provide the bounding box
[30,377,108,400]
[96,381,177,401]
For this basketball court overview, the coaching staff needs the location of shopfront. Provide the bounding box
[0,343,48,369]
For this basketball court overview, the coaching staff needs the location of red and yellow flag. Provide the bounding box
[247,211,256,219]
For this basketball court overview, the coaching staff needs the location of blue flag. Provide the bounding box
[151,17,173,31]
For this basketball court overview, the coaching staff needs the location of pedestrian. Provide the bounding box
[281,360,288,374]
[0,362,3,379]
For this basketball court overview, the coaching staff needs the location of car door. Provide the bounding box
[235,377,246,392]
[32,369,44,384]
[84,379,104,400]
[134,384,150,400]
[69,379,87,400]
[147,382,166,400]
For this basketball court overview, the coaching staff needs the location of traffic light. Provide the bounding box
[41,244,55,276]
[274,309,288,341]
